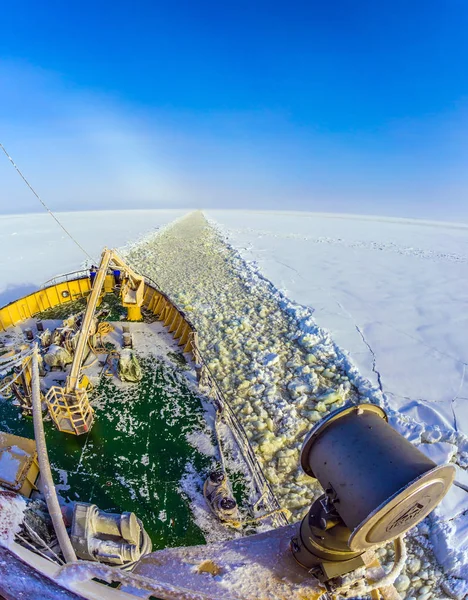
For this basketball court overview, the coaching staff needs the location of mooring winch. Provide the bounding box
[203,470,242,528]
[70,502,152,567]
[291,403,455,584]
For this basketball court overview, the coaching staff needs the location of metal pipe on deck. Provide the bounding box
[31,345,77,563]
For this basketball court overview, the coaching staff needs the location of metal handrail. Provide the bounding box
[142,275,197,328]
[41,269,89,288]
[140,277,287,524]
[196,352,289,526]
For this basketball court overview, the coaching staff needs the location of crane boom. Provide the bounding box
[45,248,145,434]
[66,248,112,391]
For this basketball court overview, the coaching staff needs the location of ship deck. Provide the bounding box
[0,296,251,549]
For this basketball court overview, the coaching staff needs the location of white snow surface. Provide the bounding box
[0,446,26,484]
[207,210,468,433]
[0,209,188,305]
[185,430,216,457]
[0,489,26,547]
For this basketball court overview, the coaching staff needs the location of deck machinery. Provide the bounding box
[45,248,145,435]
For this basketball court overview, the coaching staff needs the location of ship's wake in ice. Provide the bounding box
[124,211,466,599]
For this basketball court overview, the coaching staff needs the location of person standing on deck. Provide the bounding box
[113,269,122,288]
[89,265,97,287]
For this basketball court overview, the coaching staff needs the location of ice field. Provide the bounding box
[1,208,468,598]
[207,210,468,433]
[0,209,187,306]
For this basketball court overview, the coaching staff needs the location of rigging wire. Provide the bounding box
[0,142,94,261]
[22,521,65,566]
[0,367,27,396]
[0,348,34,368]
[15,532,63,566]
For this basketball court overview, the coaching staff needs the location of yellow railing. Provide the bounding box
[0,275,196,353]
[141,283,196,355]
[0,277,91,331]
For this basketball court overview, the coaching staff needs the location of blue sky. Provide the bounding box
[1,1,467,220]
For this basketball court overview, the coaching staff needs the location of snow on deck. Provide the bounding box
[207,210,468,434]
[0,446,26,485]
[0,490,26,547]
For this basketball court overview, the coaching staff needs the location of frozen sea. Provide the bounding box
[1,208,468,591]
[207,210,468,437]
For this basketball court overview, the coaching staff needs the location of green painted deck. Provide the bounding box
[0,355,217,549]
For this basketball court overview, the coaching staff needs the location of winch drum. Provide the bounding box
[300,404,455,550]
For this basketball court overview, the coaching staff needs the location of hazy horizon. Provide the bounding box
[1,2,467,222]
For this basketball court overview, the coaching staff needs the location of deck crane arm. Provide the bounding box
[66,248,144,392]
[107,249,145,319]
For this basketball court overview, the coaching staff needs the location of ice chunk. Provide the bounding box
[261,353,279,367]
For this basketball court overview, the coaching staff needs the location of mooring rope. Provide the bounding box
[333,536,407,598]
[0,142,94,261]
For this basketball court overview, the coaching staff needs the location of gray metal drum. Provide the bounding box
[300,404,455,551]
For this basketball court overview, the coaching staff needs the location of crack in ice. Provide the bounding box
[354,325,384,394]
[451,364,467,433]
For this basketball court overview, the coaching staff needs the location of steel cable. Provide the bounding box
[0,143,94,262]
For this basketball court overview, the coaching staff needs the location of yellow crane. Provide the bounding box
[45,248,145,435]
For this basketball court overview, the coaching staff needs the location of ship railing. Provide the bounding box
[41,269,90,288]
[194,347,289,528]
[142,275,194,326]
[139,274,288,527]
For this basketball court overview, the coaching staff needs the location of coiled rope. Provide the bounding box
[332,536,407,598]
[0,142,94,261]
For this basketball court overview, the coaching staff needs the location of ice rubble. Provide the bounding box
[122,211,467,599]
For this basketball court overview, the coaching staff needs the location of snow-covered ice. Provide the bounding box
[0,209,188,305]
[207,210,468,432]
[1,208,468,597]
[205,209,468,596]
